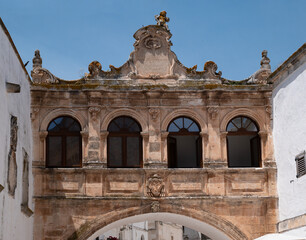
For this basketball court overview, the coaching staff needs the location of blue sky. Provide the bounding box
[1,0,305,80]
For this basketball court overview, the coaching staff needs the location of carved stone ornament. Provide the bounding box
[7,116,18,196]
[32,49,42,68]
[89,107,101,121]
[155,10,170,31]
[144,37,162,49]
[88,61,102,78]
[147,174,165,197]
[151,201,160,212]
[31,50,60,84]
[261,50,271,70]
[149,108,160,121]
[207,107,219,119]
[31,108,39,121]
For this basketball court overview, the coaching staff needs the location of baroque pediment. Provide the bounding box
[31,11,272,86]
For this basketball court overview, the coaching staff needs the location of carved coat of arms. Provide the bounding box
[147,174,165,197]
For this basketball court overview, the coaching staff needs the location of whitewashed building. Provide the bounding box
[0,18,34,240]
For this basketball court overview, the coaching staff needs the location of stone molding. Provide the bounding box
[219,108,265,132]
[161,108,207,132]
[278,213,306,233]
[100,108,148,132]
[68,203,250,240]
[39,108,87,131]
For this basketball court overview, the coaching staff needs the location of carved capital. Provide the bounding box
[39,131,48,141]
[100,131,109,139]
[141,132,149,140]
[31,108,39,121]
[220,131,228,139]
[200,131,209,142]
[147,174,165,198]
[259,131,268,141]
[161,131,169,140]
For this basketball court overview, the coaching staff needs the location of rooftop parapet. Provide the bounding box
[31,12,272,87]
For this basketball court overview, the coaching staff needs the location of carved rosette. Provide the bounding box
[147,174,165,197]
[89,107,101,122]
[151,201,160,212]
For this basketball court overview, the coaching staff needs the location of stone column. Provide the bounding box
[200,131,209,168]
[85,106,102,168]
[160,131,169,167]
[99,131,108,168]
[39,131,48,167]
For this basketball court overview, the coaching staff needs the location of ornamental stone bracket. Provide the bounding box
[149,108,160,121]
[88,107,101,122]
[146,174,165,197]
[207,106,219,120]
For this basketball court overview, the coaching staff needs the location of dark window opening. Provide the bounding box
[167,117,202,168]
[226,116,261,168]
[107,116,142,168]
[46,116,82,168]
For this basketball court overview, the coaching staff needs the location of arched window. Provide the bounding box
[46,116,82,167]
[107,116,142,168]
[226,116,261,167]
[167,117,202,168]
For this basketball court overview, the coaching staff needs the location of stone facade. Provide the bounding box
[30,15,277,240]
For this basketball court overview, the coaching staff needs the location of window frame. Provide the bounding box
[167,116,202,168]
[226,116,261,168]
[107,116,143,168]
[46,116,82,168]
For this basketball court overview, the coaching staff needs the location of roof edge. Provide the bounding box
[0,17,32,84]
[268,43,306,89]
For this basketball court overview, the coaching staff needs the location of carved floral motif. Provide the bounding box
[147,174,165,197]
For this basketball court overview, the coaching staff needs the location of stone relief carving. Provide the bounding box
[207,107,219,120]
[88,61,102,78]
[89,107,101,121]
[7,116,18,196]
[149,108,160,121]
[247,50,271,84]
[147,174,165,197]
[144,37,162,49]
[31,50,60,84]
[151,201,160,212]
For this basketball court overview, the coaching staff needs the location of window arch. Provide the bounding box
[107,116,142,168]
[167,117,202,168]
[46,116,82,168]
[226,116,261,167]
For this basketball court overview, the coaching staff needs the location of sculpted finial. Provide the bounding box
[260,50,271,70]
[32,49,42,68]
[88,61,102,78]
[155,11,170,30]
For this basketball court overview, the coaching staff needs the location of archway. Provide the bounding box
[68,204,249,240]
[88,213,231,240]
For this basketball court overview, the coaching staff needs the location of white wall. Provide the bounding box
[0,21,33,240]
[273,61,306,221]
